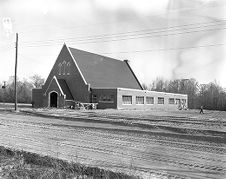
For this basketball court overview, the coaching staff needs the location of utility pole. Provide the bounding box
[14,33,18,111]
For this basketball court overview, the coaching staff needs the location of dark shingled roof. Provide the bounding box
[68,47,143,89]
[57,79,74,100]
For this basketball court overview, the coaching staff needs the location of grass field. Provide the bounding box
[0,102,32,109]
[0,104,225,178]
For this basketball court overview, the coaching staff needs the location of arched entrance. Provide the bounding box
[50,92,58,107]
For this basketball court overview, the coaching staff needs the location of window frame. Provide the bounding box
[136,96,144,105]
[146,96,154,104]
[122,95,132,105]
[99,95,114,103]
[168,98,175,104]
[157,97,164,104]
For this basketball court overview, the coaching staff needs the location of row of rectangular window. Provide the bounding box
[123,96,158,105]
[99,95,114,103]
[92,94,114,103]
[92,95,186,105]
[122,96,186,105]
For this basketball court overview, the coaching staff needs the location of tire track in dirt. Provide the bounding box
[0,111,225,178]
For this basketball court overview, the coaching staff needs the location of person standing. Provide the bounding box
[200,106,204,114]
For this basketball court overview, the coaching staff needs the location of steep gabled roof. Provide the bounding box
[44,76,74,100]
[68,47,143,90]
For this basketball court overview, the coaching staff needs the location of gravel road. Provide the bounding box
[0,109,225,179]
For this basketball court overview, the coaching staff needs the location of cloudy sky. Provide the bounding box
[0,0,226,87]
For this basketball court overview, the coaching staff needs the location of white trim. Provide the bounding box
[92,87,118,89]
[65,44,87,85]
[44,76,65,96]
[48,90,58,108]
[43,45,66,89]
[92,87,187,97]
[99,101,114,103]
[65,99,74,102]
[118,87,187,97]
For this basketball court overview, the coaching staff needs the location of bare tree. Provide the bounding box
[29,74,45,88]
[142,83,149,90]
[0,76,33,103]
[151,77,167,92]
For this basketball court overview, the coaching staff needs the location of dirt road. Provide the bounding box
[0,109,225,178]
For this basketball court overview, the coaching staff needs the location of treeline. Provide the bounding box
[0,75,45,104]
[1,75,226,110]
[142,78,226,111]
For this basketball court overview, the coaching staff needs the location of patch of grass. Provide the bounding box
[0,146,139,179]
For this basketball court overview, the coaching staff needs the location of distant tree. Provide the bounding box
[30,74,45,88]
[0,82,3,102]
[0,76,35,104]
[3,76,15,103]
[151,77,167,92]
[150,78,200,109]
[182,78,199,109]
[17,79,33,103]
[142,83,149,90]
[197,81,226,110]
[168,79,180,93]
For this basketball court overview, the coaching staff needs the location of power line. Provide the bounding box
[21,26,226,47]
[20,20,226,45]
[19,43,226,58]
[99,43,226,55]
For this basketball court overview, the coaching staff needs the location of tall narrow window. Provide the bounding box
[58,63,62,75]
[62,61,66,75]
[67,62,70,75]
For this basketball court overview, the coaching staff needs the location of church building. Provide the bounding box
[32,44,187,109]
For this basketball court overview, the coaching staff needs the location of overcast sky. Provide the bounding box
[0,0,226,87]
